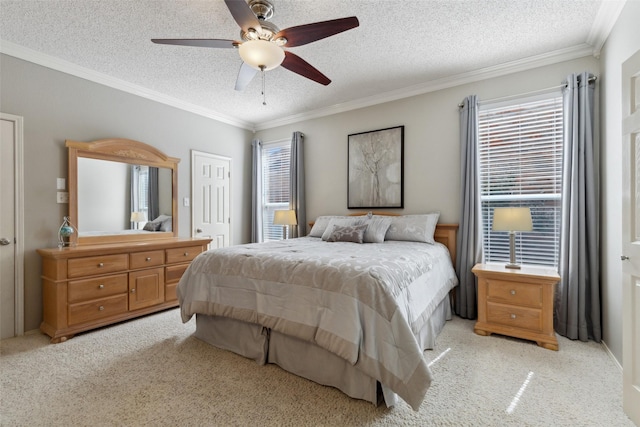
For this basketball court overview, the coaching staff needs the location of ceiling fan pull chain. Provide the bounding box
[260,65,267,105]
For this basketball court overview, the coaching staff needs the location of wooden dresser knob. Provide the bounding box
[98,306,104,311]
[131,288,136,293]
[510,314,516,319]
[146,257,151,261]
[98,262,104,268]
[510,290,516,295]
[184,252,189,256]
[98,284,104,289]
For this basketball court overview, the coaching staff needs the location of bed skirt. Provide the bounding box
[193,294,452,407]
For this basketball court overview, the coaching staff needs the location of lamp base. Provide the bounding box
[505,263,522,269]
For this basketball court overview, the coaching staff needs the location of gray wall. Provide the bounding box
[599,0,640,368]
[255,56,599,224]
[0,54,254,332]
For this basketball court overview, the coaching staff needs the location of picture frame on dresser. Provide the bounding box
[347,126,404,209]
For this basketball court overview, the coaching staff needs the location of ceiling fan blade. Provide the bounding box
[151,39,238,48]
[235,62,258,91]
[281,51,331,86]
[275,17,359,47]
[224,0,262,33]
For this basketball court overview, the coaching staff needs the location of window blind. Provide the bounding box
[478,95,563,268]
[261,140,290,241]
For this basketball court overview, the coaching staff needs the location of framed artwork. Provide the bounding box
[348,125,404,209]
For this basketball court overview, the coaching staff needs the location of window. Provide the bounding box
[478,94,563,268]
[261,140,291,241]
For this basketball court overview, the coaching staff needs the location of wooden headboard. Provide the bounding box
[309,212,459,266]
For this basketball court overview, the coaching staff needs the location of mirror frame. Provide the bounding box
[66,138,179,245]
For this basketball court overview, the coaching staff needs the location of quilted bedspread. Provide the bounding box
[178,237,458,410]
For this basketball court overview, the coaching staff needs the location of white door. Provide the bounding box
[0,113,24,339]
[192,151,231,249]
[622,49,640,424]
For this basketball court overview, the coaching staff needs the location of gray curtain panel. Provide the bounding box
[148,166,159,221]
[455,95,483,319]
[289,131,306,238]
[556,72,601,342]
[251,139,263,243]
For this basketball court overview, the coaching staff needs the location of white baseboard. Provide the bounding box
[601,340,622,372]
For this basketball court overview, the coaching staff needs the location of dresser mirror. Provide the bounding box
[66,138,179,245]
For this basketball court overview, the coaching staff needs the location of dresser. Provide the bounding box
[472,263,560,351]
[38,237,211,343]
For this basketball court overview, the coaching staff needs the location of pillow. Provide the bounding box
[309,216,344,237]
[384,213,440,243]
[142,221,162,231]
[151,215,172,232]
[325,224,368,243]
[361,216,392,243]
[321,217,365,241]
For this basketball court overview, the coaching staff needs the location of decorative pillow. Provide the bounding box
[325,224,368,243]
[321,217,365,241]
[384,213,440,243]
[151,215,172,232]
[309,216,344,237]
[142,221,162,231]
[361,216,392,243]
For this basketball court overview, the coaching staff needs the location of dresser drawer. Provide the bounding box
[68,294,128,326]
[487,302,542,332]
[68,274,128,303]
[166,246,203,264]
[130,250,164,269]
[486,279,542,308]
[67,254,129,278]
[165,264,189,284]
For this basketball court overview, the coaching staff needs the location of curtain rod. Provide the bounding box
[458,76,597,108]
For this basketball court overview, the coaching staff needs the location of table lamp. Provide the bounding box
[492,207,532,269]
[273,210,297,240]
[130,211,147,230]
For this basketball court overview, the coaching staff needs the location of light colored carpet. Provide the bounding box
[0,309,633,426]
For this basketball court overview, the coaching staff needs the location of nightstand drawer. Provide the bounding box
[487,302,542,332]
[487,279,542,308]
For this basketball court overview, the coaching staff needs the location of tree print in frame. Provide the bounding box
[348,125,404,209]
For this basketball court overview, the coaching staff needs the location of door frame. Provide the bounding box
[190,150,232,245]
[1,112,25,336]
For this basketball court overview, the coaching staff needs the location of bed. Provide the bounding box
[177,213,458,410]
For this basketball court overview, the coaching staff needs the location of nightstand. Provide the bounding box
[472,263,560,351]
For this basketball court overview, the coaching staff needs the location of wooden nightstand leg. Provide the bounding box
[474,327,491,336]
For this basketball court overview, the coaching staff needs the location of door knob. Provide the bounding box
[621,255,630,260]
[196,228,203,233]
[0,238,11,246]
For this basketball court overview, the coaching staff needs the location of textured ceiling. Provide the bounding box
[0,0,620,130]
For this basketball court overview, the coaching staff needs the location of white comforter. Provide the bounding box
[178,237,458,410]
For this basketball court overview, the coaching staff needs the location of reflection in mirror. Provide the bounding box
[77,158,173,234]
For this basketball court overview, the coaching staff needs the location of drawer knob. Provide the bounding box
[131,288,136,294]
[184,252,189,256]
[98,284,105,289]
[98,262,104,268]
[99,306,104,311]
[510,290,516,295]
[511,314,517,319]
[146,257,151,261]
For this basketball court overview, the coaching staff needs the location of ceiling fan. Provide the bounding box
[152,0,359,94]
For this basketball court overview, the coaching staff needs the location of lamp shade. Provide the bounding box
[492,207,532,232]
[239,40,285,71]
[273,210,297,226]
[130,211,147,223]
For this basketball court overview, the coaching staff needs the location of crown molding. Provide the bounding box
[587,0,627,57]
[0,39,255,131]
[254,43,594,131]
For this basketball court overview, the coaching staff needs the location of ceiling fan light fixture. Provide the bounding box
[239,39,284,71]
